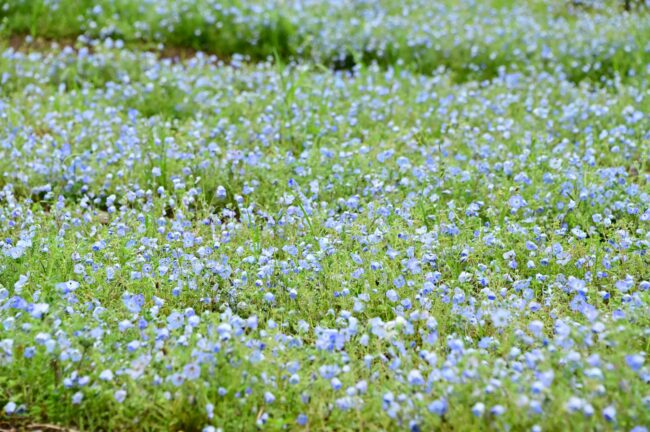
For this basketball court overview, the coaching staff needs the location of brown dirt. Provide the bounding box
[5,34,226,64]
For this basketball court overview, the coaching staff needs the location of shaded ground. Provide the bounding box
[7,34,218,64]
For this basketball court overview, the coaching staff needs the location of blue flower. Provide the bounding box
[428,398,447,416]
[490,405,506,416]
[386,289,399,302]
[114,390,127,403]
[166,312,184,330]
[99,369,114,381]
[122,293,144,313]
[4,401,16,415]
[183,362,201,380]
[296,414,308,426]
[625,354,645,371]
[55,280,80,294]
[407,370,424,386]
[602,405,616,422]
[472,402,485,417]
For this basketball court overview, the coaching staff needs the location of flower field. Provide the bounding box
[0,1,649,431]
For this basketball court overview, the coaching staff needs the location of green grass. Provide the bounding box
[0,4,649,431]
[2,0,650,83]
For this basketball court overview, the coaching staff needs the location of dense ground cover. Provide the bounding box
[0,1,649,431]
[3,0,650,82]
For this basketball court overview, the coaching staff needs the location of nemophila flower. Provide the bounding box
[296,414,308,426]
[458,272,472,283]
[55,280,79,294]
[25,301,48,318]
[472,402,485,417]
[386,290,399,302]
[256,412,270,426]
[615,276,634,293]
[167,312,184,330]
[72,392,83,404]
[478,337,495,349]
[428,398,447,416]
[122,293,144,313]
[24,347,35,358]
[508,195,526,211]
[583,403,595,417]
[114,390,127,403]
[99,369,114,381]
[625,354,645,371]
[602,405,616,422]
[407,370,424,386]
[118,320,133,332]
[4,401,16,415]
[8,295,27,310]
[491,309,510,328]
[567,277,587,295]
[404,257,421,274]
[336,396,357,411]
[13,274,29,294]
[393,275,406,288]
[565,397,584,413]
[183,362,201,380]
[169,373,184,387]
[264,392,275,404]
[490,405,506,416]
[641,209,650,221]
